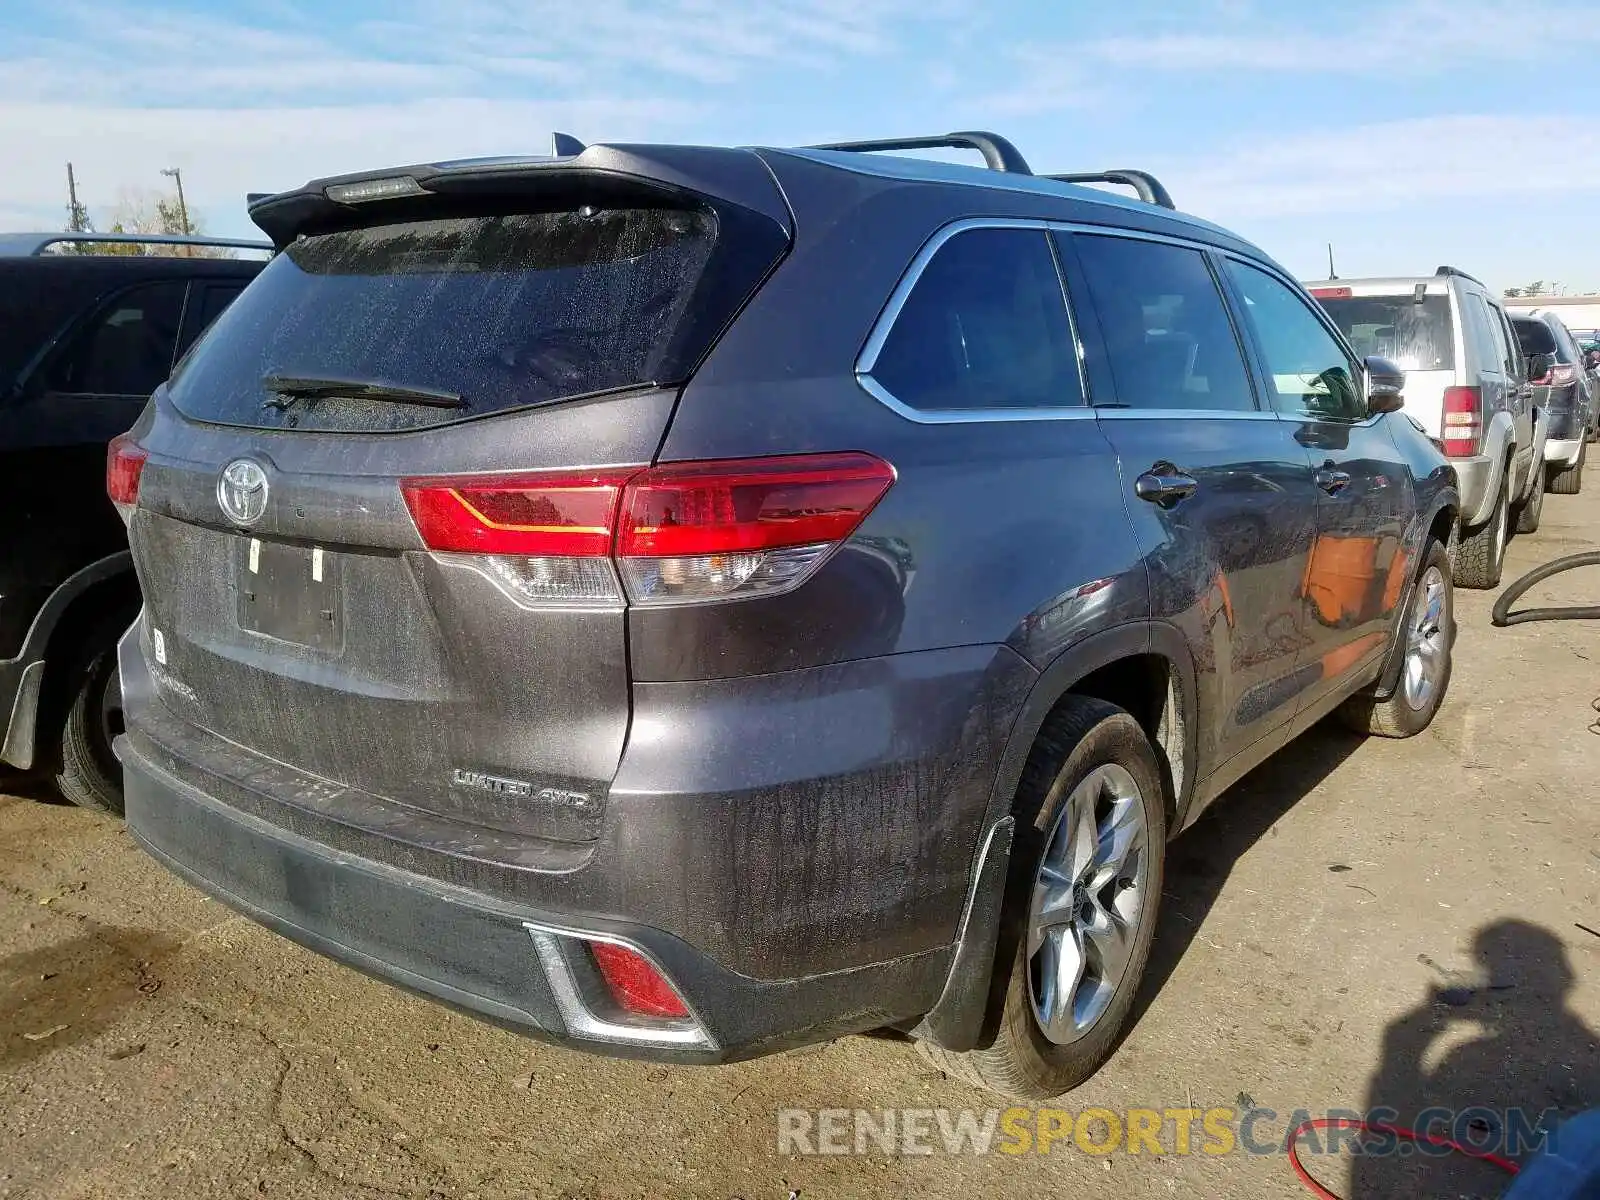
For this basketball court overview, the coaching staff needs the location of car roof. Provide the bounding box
[1300,275,1467,293]
[767,147,1244,243]
[253,135,1269,266]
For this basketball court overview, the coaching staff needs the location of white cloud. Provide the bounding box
[1137,0,1600,71]
[0,97,702,235]
[0,0,948,235]
[991,0,1600,116]
[1176,114,1600,220]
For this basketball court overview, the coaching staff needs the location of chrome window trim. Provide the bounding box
[856,217,1282,425]
[855,218,1092,425]
[525,921,717,1050]
[1094,408,1284,422]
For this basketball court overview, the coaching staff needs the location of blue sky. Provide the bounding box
[3,0,1598,290]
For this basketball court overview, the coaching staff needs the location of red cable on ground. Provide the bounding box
[1287,1116,1520,1200]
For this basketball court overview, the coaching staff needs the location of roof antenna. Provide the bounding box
[1327,242,1337,280]
[551,132,586,158]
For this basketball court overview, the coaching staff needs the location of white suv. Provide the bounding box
[1306,266,1547,588]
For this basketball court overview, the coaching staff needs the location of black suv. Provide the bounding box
[0,232,264,813]
[114,133,1458,1098]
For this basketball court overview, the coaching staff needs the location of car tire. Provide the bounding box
[916,697,1166,1099]
[1549,439,1586,496]
[1514,466,1545,533]
[1338,539,1453,739]
[1452,469,1508,589]
[52,645,125,817]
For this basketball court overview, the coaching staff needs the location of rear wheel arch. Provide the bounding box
[913,626,1199,1053]
[996,626,1199,832]
[35,567,141,748]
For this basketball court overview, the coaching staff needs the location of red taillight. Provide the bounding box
[589,941,689,1019]
[1309,286,1353,299]
[106,433,148,513]
[616,453,894,556]
[400,470,635,556]
[401,453,895,607]
[1440,386,1482,458]
[1549,363,1579,387]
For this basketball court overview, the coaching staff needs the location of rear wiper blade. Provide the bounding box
[261,373,467,410]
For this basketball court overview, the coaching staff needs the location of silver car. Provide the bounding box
[1307,266,1547,589]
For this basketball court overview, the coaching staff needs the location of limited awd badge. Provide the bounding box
[217,459,269,526]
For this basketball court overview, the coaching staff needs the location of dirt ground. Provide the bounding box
[3,489,1598,1200]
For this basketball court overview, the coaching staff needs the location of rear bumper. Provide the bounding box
[121,729,952,1062]
[1450,453,1496,526]
[118,631,1033,1061]
[1545,437,1585,467]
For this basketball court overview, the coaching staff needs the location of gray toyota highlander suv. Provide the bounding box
[111,132,1459,1098]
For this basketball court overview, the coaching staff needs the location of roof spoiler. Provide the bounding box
[248,138,795,246]
[1435,264,1487,287]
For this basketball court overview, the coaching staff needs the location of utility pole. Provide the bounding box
[160,166,191,234]
[65,162,91,233]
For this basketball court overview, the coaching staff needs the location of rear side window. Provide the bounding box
[180,282,247,356]
[1314,294,1455,372]
[1071,234,1254,412]
[44,280,186,397]
[1465,295,1511,375]
[168,209,726,432]
[1550,320,1581,363]
[867,227,1082,412]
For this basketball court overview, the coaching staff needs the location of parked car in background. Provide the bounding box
[1307,268,1546,588]
[1510,310,1591,494]
[0,232,266,814]
[1571,330,1600,413]
[113,132,1458,1100]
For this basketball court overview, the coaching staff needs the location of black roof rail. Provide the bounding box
[806,131,1032,174]
[1045,170,1175,210]
[1435,264,1486,287]
[0,231,273,256]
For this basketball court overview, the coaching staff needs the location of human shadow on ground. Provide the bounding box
[1347,918,1600,1199]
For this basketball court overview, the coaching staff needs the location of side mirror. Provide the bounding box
[1365,355,1405,414]
[1527,352,1555,383]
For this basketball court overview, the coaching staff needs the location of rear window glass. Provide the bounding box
[168,209,719,432]
[1512,317,1572,363]
[1314,295,1455,372]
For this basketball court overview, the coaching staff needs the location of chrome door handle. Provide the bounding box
[1315,467,1351,495]
[1134,466,1199,508]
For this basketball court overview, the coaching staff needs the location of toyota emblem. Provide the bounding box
[217,459,268,526]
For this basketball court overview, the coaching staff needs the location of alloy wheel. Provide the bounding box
[1027,764,1150,1044]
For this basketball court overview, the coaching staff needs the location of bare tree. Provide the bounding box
[97,187,233,258]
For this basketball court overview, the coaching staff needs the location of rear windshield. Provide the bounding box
[1512,318,1575,363]
[1314,295,1455,372]
[168,208,720,431]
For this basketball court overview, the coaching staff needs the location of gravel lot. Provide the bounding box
[4,487,1598,1200]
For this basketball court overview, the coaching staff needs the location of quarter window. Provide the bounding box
[1072,235,1255,412]
[867,227,1083,412]
[1462,295,1506,376]
[1226,261,1364,421]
